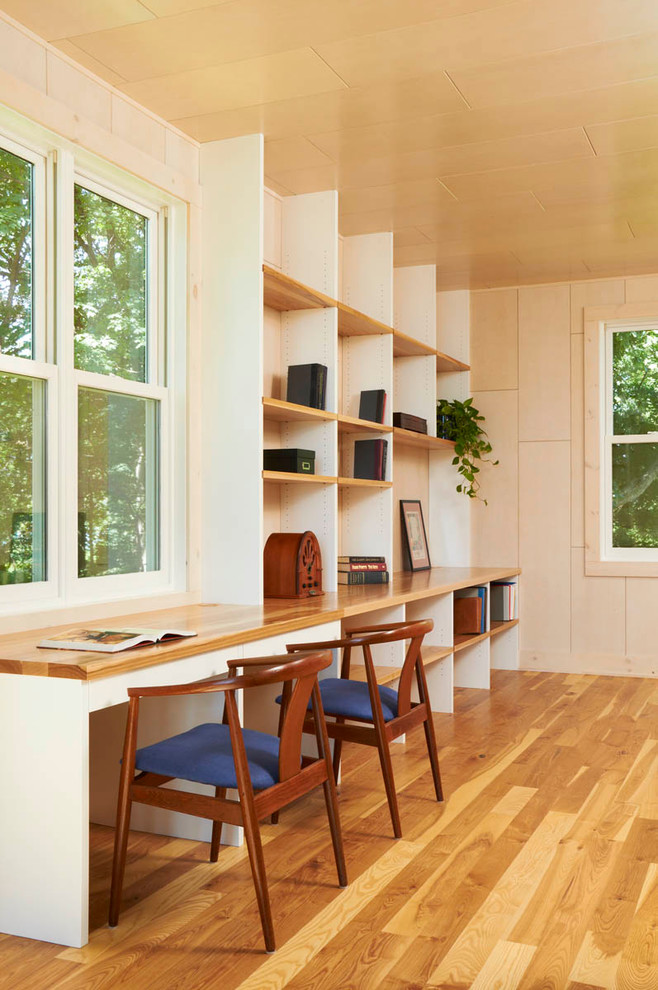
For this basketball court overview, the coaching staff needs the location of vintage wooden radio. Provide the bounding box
[263,531,324,599]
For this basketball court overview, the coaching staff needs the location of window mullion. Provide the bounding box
[55,148,76,596]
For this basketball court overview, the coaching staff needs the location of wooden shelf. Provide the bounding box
[338,413,393,434]
[262,470,336,485]
[263,264,336,312]
[337,477,393,489]
[453,630,490,653]
[393,329,436,358]
[337,302,393,338]
[263,397,336,424]
[489,619,519,637]
[437,351,470,374]
[393,427,456,451]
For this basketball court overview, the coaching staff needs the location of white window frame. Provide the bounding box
[585,303,658,577]
[0,117,187,615]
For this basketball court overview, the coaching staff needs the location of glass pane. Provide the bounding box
[612,329,658,435]
[612,442,658,548]
[0,372,46,583]
[74,185,148,382]
[78,388,159,577]
[0,147,33,358]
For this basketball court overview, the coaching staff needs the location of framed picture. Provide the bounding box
[400,500,431,571]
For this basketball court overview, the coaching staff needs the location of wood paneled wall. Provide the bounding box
[469,274,658,677]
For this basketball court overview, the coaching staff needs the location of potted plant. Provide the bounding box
[436,397,498,503]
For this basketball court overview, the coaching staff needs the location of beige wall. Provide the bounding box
[470,274,658,677]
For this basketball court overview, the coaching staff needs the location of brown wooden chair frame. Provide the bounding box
[284,620,443,838]
[109,650,347,952]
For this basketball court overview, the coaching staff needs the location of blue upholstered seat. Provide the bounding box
[134,723,281,791]
[314,678,399,722]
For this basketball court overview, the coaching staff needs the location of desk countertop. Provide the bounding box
[0,566,520,680]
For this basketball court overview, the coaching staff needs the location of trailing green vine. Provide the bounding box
[437,397,498,504]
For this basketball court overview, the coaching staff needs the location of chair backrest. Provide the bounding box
[344,619,433,716]
[271,651,331,780]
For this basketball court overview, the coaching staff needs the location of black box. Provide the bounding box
[393,412,428,434]
[263,448,316,474]
[286,364,327,409]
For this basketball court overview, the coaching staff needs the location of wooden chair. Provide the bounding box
[109,650,347,953]
[284,620,443,838]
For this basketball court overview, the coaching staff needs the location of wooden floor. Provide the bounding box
[3,670,658,990]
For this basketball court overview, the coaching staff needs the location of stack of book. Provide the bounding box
[353,438,388,480]
[337,555,390,585]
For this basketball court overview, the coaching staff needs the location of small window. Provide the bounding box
[0,371,46,583]
[0,147,34,359]
[585,305,658,576]
[606,326,658,555]
[74,184,150,383]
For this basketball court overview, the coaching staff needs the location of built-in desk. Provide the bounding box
[0,566,519,947]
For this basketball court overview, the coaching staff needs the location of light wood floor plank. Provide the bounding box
[3,670,658,990]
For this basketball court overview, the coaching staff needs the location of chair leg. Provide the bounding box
[423,712,444,802]
[241,794,276,952]
[108,779,132,927]
[375,730,402,839]
[109,698,139,928]
[322,777,348,888]
[210,787,226,862]
[332,717,345,784]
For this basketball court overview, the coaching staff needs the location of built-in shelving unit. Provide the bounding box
[203,133,517,711]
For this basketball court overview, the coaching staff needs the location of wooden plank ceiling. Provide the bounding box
[7,0,658,289]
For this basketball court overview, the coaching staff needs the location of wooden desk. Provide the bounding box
[0,567,518,947]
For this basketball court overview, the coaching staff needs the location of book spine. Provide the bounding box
[381,439,388,481]
[337,556,386,563]
[338,562,388,571]
[338,570,390,584]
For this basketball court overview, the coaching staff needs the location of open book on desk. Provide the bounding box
[37,628,197,653]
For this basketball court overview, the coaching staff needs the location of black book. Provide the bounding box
[338,570,390,585]
[354,438,388,481]
[359,389,386,424]
[286,363,328,409]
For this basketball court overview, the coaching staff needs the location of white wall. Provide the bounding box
[470,273,658,677]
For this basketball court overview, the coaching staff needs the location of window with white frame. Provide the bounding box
[585,306,658,576]
[604,323,658,559]
[0,126,185,608]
